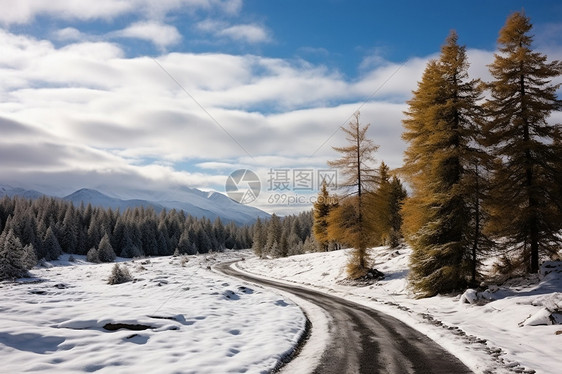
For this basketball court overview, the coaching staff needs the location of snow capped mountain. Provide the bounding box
[0,184,269,225]
[63,189,165,212]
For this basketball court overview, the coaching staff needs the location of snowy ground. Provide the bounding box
[0,254,306,374]
[237,247,562,374]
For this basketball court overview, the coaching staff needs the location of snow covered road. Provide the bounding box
[216,261,472,374]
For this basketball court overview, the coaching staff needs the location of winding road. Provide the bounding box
[216,262,473,374]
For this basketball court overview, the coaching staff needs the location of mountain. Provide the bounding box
[63,189,165,212]
[0,184,269,225]
[158,190,270,225]
[0,184,45,199]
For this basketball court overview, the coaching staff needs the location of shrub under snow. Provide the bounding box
[107,264,132,285]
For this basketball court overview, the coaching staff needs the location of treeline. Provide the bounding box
[0,194,316,280]
[0,194,252,280]
[0,195,253,262]
[251,211,316,257]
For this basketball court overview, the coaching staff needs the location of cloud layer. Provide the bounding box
[0,1,560,214]
[0,0,243,25]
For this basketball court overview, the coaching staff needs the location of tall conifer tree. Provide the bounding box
[388,176,408,248]
[328,112,379,278]
[402,31,486,296]
[368,162,392,246]
[0,230,29,280]
[252,218,266,257]
[483,12,562,274]
[313,182,338,251]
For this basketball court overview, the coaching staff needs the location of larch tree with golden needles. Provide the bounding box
[313,181,338,251]
[327,112,379,278]
[366,162,408,248]
[401,31,488,296]
[367,162,391,246]
[363,162,390,246]
[483,12,562,274]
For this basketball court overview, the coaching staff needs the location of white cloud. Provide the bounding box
[534,22,562,51]
[53,27,87,41]
[197,19,271,44]
[0,29,430,206]
[0,0,132,24]
[0,0,244,25]
[218,24,270,43]
[112,21,182,49]
[4,29,559,214]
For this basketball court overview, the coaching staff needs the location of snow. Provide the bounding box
[3,247,560,374]
[237,247,562,374]
[0,253,306,374]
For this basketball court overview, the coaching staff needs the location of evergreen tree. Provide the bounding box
[387,176,408,248]
[87,214,102,251]
[86,247,100,263]
[483,11,562,274]
[21,213,41,255]
[302,235,317,253]
[213,218,226,249]
[111,216,126,253]
[177,228,196,255]
[141,217,159,256]
[157,219,171,255]
[401,31,486,296]
[157,231,170,255]
[265,214,282,257]
[367,162,392,246]
[252,218,266,257]
[328,112,379,278]
[60,206,78,253]
[22,244,37,270]
[313,182,338,251]
[119,230,142,258]
[128,220,143,254]
[0,229,29,280]
[43,226,62,260]
[97,233,116,263]
[194,224,212,254]
[277,228,289,257]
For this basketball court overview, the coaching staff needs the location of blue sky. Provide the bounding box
[0,0,561,214]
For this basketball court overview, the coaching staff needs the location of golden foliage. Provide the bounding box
[483,11,562,273]
[401,31,487,296]
[326,112,379,278]
[313,182,338,251]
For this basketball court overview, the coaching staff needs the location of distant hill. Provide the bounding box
[63,188,166,212]
[0,184,45,200]
[0,184,269,225]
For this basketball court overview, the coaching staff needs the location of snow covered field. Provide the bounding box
[237,247,562,374]
[2,248,560,374]
[0,254,306,374]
